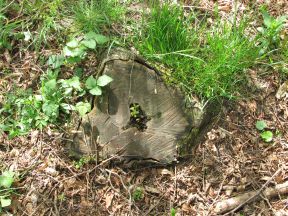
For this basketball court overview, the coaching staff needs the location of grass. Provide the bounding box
[71,0,125,33]
[137,3,260,99]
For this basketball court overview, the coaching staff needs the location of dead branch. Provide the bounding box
[214,179,288,215]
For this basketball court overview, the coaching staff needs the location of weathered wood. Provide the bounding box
[68,48,217,164]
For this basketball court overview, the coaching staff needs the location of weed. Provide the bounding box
[171,208,176,216]
[0,32,112,137]
[132,187,143,201]
[22,0,65,49]
[73,156,94,169]
[71,0,124,33]
[257,7,287,55]
[0,170,16,212]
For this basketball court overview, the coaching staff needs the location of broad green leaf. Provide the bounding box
[63,46,73,57]
[89,86,102,95]
[81,39,96,49]
[84,32,98,40]
[47,55,64,69]
[94,34,109,45]
[0,171,15,188]
[44,79,57,91]
[69,77,81,90]
[42,102,59,118]
[85,76,97,89]
[75,102,91,117]
[256,120,267,131]
[74,67,83,78]
[84,32,109,44]
[60,103,75,111]
[0,198,11,207]
[260,131,273,142]
[262,10,272,27]
[66,56,82,63]
[97,75,113,87]
[66,39,79,48]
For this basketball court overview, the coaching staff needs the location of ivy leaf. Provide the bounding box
[0,171,15,188]
[85,76,97,89]
[256,120,267,131]
[75,102,91,117]
[97,75,113,87]
[260,131,273,142]
[66,39,79,48]
[89,86,102,95]
[1,198,11,207]
[81,39,96,49]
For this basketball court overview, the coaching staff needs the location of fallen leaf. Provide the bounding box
[105,193,114,209]
[182,203,191,212]
[160,169,173,176]
[144,186,160,195]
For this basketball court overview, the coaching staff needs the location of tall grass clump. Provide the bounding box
[71,0,124,33]
[137,3,260,99]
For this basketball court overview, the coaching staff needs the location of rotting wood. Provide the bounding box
[67,48,219,164]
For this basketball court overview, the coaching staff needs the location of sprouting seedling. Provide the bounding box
[85,74,113,96]
[255,120,273,143]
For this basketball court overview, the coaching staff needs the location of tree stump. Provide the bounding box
[68,48,218,164]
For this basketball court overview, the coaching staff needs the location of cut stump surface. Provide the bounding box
[69,48,217,164]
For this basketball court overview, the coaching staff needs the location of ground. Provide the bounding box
[0,0,288,215]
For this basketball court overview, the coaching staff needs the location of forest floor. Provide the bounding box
[0,0,288,215]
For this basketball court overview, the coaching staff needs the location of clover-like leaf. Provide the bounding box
[97,75,113,87]
[256,120,267,131]
[260,131,273,142]
[75,102,91,117]
[85,76,97,89]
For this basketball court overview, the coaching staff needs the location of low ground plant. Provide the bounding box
[0,32,112,138]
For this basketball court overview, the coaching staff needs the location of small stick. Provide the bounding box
[214,168,284,215]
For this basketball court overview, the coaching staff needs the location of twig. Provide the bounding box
[216,167,283,215]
